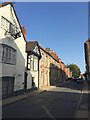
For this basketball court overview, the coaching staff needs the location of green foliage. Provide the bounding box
[67,64,81,78]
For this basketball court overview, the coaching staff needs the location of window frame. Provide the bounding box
[1,16,19,38]
[0,44,16,65]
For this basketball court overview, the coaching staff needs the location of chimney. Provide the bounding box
[21,26,26,38]
[45,48,50,51]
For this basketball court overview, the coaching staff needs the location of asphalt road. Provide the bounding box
[2,81,84,118]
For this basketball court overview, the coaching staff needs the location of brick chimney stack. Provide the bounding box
[45,48,50,51]
[21,26,26,38]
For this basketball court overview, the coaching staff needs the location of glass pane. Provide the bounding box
[34,60,38,71]
[30,60,33,70]
[0,45,3,62]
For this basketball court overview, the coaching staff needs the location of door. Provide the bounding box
[24,72,27,91]
[2,76,14,98]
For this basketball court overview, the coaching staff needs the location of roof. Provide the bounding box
[26,41,38,52]
[39,45,59,62]
[0,2,11,8]
[87,38,90,42]
[85,38,90,44]
[0,2,26,42]
[39,45,50,56]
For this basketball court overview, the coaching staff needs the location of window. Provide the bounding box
[55,61,57,66]
[34,56,38,71]
[27,55,38,71]
[30,55,34,70]
[1,16,10,32]
[0,45,3,63]
[41,53,44,65]
[1,16,19,38]
[46,55,48,66]
[0,44,16,65]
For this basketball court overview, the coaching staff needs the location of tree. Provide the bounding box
[67,64,81,78]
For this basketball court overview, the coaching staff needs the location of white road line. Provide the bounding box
[42,105,56,119]
[74,89,83,118]
[77,90,83,109]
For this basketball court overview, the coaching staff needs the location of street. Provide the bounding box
[2,81,86,118]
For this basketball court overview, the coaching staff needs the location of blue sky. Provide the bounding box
[14,2,88,73]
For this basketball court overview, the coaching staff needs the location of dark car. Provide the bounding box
[77,78,83,83]
[72,78,77,82]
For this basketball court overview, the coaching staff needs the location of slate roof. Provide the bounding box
[26,41,38,52]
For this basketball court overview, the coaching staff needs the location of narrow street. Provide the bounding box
[2,81,86,119]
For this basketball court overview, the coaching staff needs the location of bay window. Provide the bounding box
[27,55,38,71]
[0,44,16,65]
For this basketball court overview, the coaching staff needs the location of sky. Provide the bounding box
[14,2,88,73]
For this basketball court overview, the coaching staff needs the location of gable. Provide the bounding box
[0,2,26,41]
[33,45,40,56]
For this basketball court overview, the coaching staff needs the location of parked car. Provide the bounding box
[72,78,77,82]
[77,78,83,83]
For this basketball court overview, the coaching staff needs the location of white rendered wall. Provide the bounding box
[0,4,28,91]
[31,71,38,88]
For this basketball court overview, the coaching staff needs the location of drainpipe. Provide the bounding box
[38,58,39,89]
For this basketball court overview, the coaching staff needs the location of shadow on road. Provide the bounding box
[55,81,84,90]
[2,86,89,119]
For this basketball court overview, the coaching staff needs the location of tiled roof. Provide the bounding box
[45,48,59,62]
[26,41,38,52]
[39,45,52,57]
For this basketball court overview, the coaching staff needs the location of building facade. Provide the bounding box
[0,2,27,98]
[39,47,51,88]
[66,68,72,79]
[0,2,73,99]
[39,47,61,88]
[26,41,41,90]
[84,39,90,81]
[47,49,60,85]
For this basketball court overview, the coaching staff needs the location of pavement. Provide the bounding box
[2,89,47,106]
[75,81,89,118]
[2,86,56,106]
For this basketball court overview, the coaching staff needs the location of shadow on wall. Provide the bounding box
[49,63,67,86]
[1,37,31,98]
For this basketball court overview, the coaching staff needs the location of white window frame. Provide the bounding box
[0,44,16,65]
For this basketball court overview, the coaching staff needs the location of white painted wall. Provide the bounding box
[0,4,28,91]
[30,71,38,88]
[27,70,32,89]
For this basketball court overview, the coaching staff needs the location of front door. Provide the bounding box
[2,76,14,98]
[24,72,27,91]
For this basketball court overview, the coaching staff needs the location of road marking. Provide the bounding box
[77,89,83,109]
[42,105,56,119]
